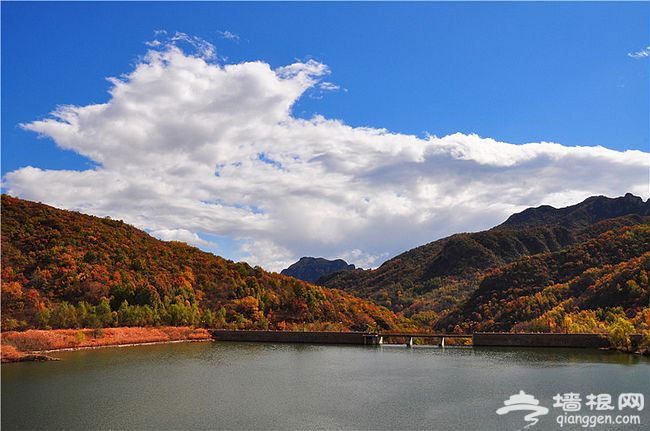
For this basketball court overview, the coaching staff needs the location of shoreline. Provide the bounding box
[34,338,213,355]
[2,338,214,364]
[1,326,212,363]
[3,328,647,363]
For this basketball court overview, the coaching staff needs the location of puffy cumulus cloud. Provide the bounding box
[5,43,649,271]
[240,239,294,272]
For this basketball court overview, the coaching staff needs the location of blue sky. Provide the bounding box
[2,2,649,270]
[3,1,648,174]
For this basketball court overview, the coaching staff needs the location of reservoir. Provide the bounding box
[2,342,648,430]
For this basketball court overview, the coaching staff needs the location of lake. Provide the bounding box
[2,341,648,430]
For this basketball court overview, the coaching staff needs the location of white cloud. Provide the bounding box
[150,228,217,249]
[339,249,388,270]
[5,42,649,272]
[169,31,216,60]
[146,31,217,60]
[628,46,650,59]
[218,30,240,42]
[240,239,294,271]
[319,81,340,91]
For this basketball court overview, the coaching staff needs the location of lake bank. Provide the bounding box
[1,326,211,363]
[3,327,648,363]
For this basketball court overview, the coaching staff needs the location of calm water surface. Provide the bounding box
[2,342,649,430]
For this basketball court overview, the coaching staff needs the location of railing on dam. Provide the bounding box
[210,329,372,345]
[208,329,460,346]
[209,329,634,349]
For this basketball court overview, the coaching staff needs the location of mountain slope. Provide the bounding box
[321,194,650,319]
[436,224,650,332]
[0,195,406,332]
[281,257,356,283]
[499,193,649,229]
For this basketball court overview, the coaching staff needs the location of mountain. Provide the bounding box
[499,193,649,229]
[320,194,650,329]
[436,223,650,332]
[0,195,406,332]
[3,193,647,336]
[281,257,356,283]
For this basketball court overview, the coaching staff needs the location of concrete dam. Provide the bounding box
[209,330,620,349]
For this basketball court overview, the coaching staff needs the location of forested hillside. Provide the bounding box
[321,194,649,331]
[2,194,648,339]
[437,224,650,332]
[1,195,406,332]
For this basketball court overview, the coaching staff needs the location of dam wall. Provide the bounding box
[210,329,378,345]
[210,330,624,349]
[472,332,610,348]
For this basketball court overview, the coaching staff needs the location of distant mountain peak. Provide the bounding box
[499,193,649,229]
[281,257,356,284]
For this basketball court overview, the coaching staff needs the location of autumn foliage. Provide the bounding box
[1,195,407,333]
[439,225,650,333]
[2,194,648,353]
[321,194,649,347]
